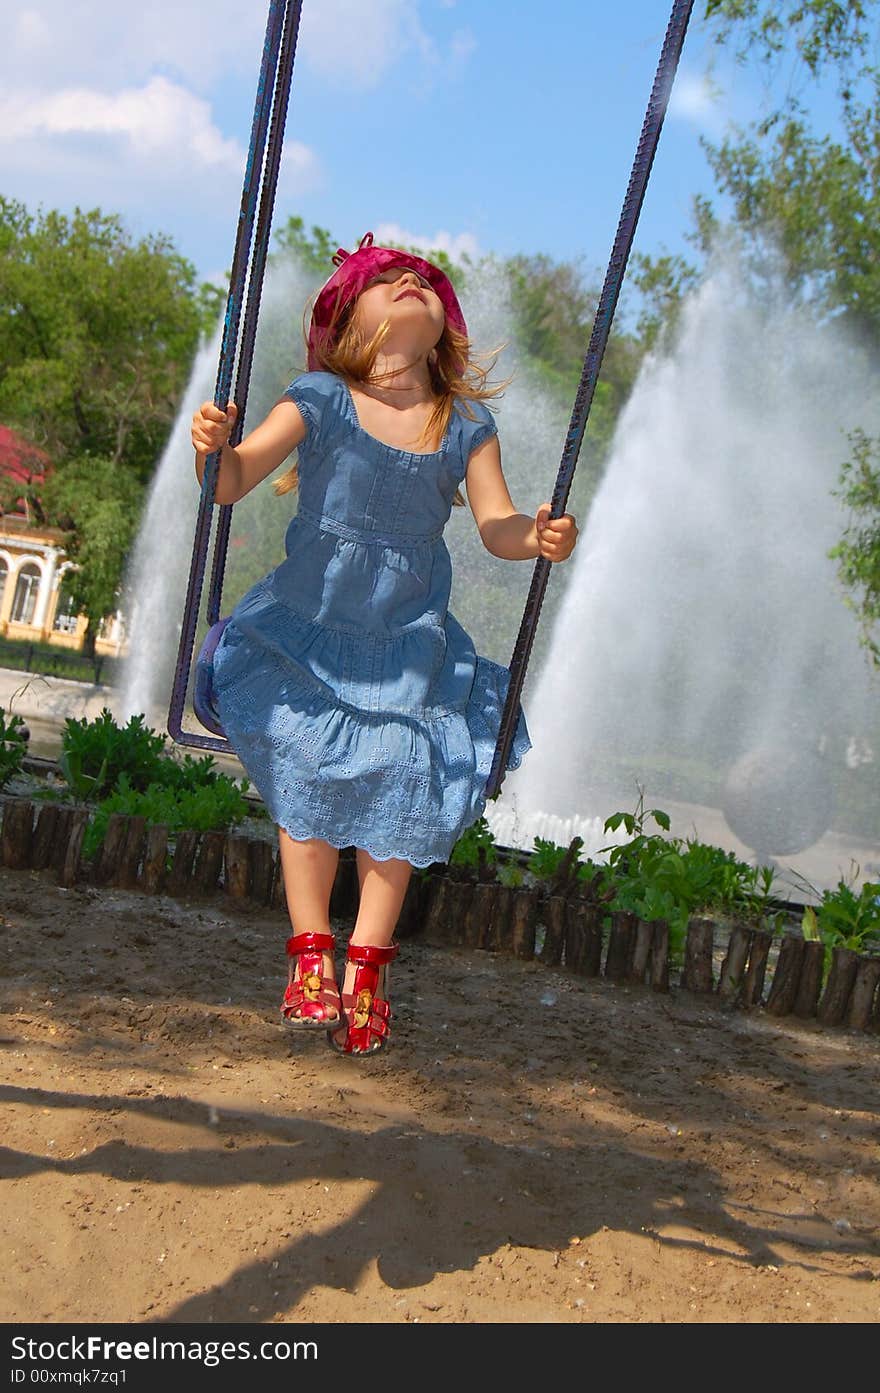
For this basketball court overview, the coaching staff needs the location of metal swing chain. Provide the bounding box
[208,0,303,626]
[484,0,696,799]
[167,0,302,749]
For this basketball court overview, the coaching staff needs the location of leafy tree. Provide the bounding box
[830,430,880,665]
[272,216,338,278]
[697,94,880,344]
[506,251,643,458]
[704,1,874,95]
[634,4,880,341]
[508,253,596,382]
[630,250,700,352]
[40,455,145,641]
[0,198,214,647]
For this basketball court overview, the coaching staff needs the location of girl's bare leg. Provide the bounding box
[278,831,341,1022]
[330,849,413,1046]
[350,849,413,948]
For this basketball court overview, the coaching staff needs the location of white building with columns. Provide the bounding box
[0,426,126,656]
[0,514,124,654]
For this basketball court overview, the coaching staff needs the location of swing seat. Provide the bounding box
[192,617,230,737]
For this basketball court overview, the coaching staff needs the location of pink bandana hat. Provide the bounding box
[307,232,468,371]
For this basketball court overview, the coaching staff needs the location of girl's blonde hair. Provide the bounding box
[273,295,506,506]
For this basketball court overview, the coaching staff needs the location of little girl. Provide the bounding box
[191,233,578,1057]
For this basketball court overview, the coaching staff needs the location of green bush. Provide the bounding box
[148,752,227,793]
[82,772,250,862]
[59,708,234,804]
[815,875,880,955]
[527,835,603,893]
[730,863,788,933]
[529,836,573,880]
[0,707,29,790]
[796,872,880,981]
[60,708,168,800]
[497,861,526,889]
[449,816,498,870]
[599,794,773,960]
[55,710,252,862]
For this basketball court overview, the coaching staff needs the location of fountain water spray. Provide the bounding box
[118,334,219,727]
[502,251,880,888]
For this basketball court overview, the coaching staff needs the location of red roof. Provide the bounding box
[0,425,48,519]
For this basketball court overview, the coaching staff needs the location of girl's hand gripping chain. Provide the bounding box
[535,504,578,562]
[192,400,239,457]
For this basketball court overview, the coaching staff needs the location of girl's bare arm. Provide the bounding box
[193,399,308,505]
[465,435,578,562]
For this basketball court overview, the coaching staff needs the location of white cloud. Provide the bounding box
[373,222,481,263]
[299,0,438,88]
[0,79,242,172]
[0,76,319,206]
[0,3,467,269]
[4,1,459,95]
[278,138,320,192]
[4,2,266,93]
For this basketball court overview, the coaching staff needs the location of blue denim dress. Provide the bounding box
[210,371,531,867]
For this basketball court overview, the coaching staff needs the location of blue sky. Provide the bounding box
[0,1,843,286]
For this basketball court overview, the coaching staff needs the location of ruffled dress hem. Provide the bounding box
[213,628,531,866]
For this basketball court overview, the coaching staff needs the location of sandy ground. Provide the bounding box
[1,864,879,1326]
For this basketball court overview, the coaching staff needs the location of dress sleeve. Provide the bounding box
[282,371,339,450]
[454,400,499,463]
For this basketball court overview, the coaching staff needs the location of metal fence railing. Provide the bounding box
[0,637,119,687]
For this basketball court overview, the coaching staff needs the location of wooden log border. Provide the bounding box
[2,796,879,1035]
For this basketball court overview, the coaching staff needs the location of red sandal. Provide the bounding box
[328,941,399,1055]
[280,932,343,1029]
